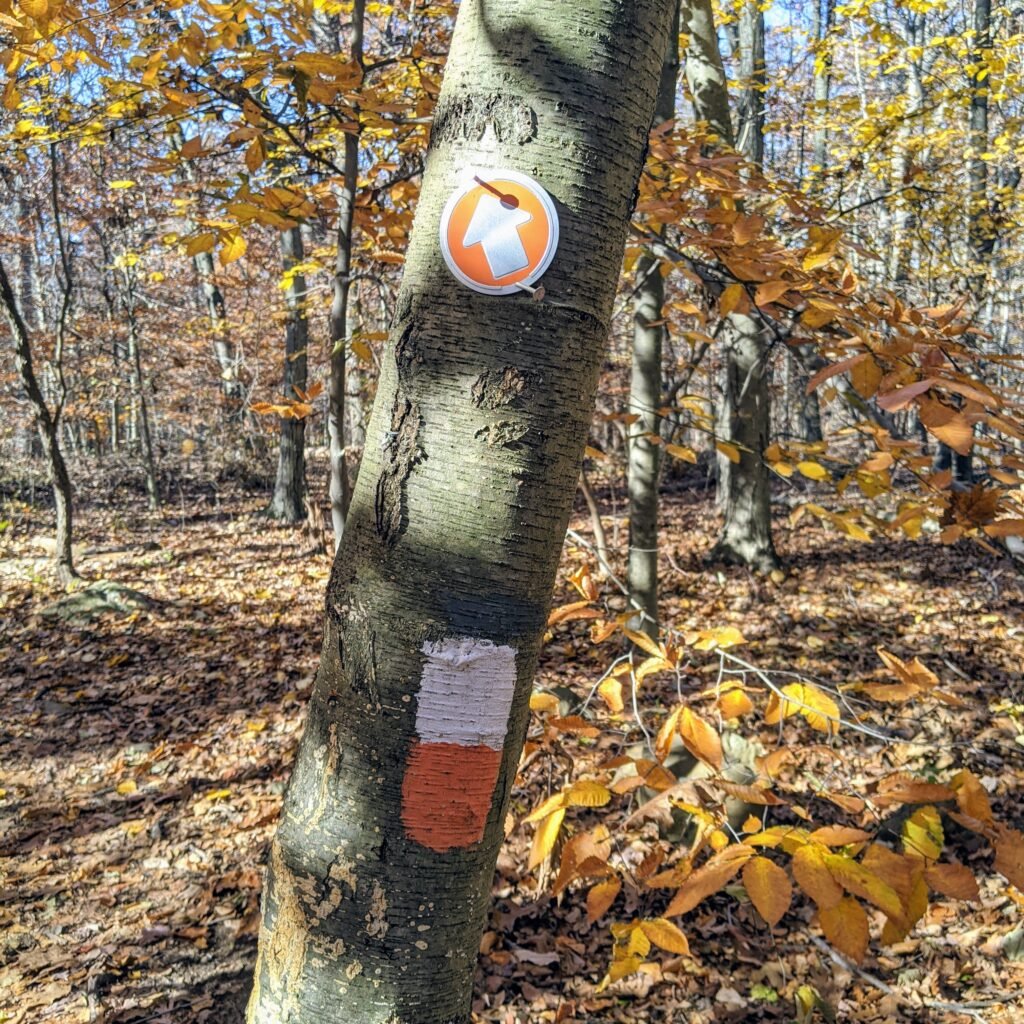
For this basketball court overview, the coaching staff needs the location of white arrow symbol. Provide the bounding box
[462,192,533,279]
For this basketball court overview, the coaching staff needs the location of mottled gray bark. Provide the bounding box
[628,2,679,638]
[247,2,676,1021]
[267,226,309,523]
[685,0,779,570]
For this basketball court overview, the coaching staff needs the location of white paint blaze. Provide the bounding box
[414,638,517,750]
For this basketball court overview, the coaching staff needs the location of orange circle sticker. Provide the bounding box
[439,168,559,295]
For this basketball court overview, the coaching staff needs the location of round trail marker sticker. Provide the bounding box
[439,168,559,295]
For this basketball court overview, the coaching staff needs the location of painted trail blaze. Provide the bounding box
[401,638,517,852]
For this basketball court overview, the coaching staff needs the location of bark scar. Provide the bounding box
[374,398,422,547]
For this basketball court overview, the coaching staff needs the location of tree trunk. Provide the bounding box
[123,277,159,510]
[193,247,242,406]
[685,0,779,571]
[628,3,679,638]
[735,1,765,166]
[315,0,364,550]
[809,0,833,184]
[944,0,992,487]
[246,2,676,1021]
[794,0,834,438]
[0,257,78,582]
[267,226,310,523]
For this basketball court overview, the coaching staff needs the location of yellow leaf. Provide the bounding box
[350,339,373,363]
[636,655,672,683]
[824,853,905,924]
[665,443,697,463]
[587,878,621,922]
[529,807,565,869]
[678,707,723,770]
[792,843,844,909]
[220,233,247,265]
[716,441,741,464]
[623,627,664,659]
[604,953,644,984]
[743,856,792,926]
[718,688,754,719]
[640,917,691,955]
[116,780,137,795]
[524,791,567,824]
[548,600,601,626]
[655,706,683,762]
[529,691,560,714]
[598,677,624,714]
[803,251,833,271]
[184,232,216,257]
[566,780,612,808]
[902,805,943,861]
[689,626,746,651]
[720,283,745,316]
[797,460,829,481]
[108,179,136,189]
[820,897,869,963]
[765,683,839,735]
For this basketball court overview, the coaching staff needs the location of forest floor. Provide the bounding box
[2,475,1023,1024]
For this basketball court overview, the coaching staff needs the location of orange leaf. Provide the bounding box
[743,856,792,926]
[664,846,754,917]
[754,279,791,306]
[994,826,1024,890]
[825,853,905,924]
[820,897,869,963]
[808,826,872,847]
[678,707,723,770]
[586,878,621,922]
[925,862,979,902]
[918,396,974,456]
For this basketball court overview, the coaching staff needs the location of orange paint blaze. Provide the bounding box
[401,741,503,852]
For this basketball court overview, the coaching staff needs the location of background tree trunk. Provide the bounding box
[0,258,77,582]
[627,2,679,639]
[267,226,309,523]
[314,0,365,550]
[685,0,779,570]
[247,1,676,1021]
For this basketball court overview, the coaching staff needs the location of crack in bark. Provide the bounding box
[374,399,422,547]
